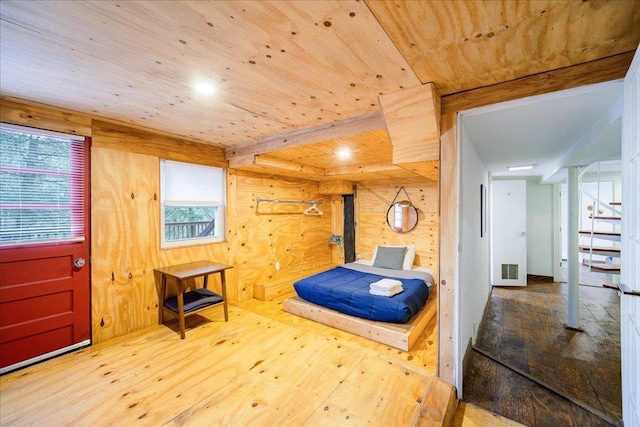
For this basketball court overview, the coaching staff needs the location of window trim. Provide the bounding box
[159,159,227,249]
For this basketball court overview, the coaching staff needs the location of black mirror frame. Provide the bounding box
[386,202,419,234]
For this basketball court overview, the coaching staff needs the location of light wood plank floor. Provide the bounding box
[1,294,449,426]
[235,291,439,374]
[453,402,526,427]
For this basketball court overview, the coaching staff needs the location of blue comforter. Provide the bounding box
[293,264,431,323]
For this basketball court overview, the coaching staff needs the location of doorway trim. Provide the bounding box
[442,77,629,399]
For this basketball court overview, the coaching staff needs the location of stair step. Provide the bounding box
[578,231,621,242]
[582,260,621,273]
[578,246,621,257]
[589,215,621,223]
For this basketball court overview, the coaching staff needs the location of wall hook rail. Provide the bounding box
[255,197,325,216]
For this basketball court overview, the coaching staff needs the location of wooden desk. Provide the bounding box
[155,260,233,339]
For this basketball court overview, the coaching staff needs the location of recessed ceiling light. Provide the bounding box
[193,81,216,96]
[507,165,536,171]
[337,148,352,159]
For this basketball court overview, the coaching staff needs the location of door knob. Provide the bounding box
[74,257,86,268]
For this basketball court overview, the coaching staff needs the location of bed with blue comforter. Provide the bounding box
[293,262,433,323]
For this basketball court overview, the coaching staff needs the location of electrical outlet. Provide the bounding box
[275,261,280,271]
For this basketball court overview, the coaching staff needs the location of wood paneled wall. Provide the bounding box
[91,151,333,340]
[90,147,237,343]
[356,178,439,274]
[236,172,333,301]
[1,98,338,343]
[91,148,160,343]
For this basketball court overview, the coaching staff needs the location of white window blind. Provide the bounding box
[0,123,86,246]
[162,160,225,205]
[160,160,226,247]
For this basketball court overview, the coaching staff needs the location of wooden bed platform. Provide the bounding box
[283,286,437,351]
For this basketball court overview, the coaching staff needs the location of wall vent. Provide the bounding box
[501,264,519,280]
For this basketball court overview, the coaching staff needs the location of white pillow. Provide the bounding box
[370,244,415,270]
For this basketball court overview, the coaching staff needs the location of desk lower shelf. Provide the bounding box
[163,288,224,314]
[155,261,232,339]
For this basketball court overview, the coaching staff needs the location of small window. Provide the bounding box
[160,159,225,248]
[0,123,87,247]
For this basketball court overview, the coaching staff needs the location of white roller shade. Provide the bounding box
[161,160,225,205]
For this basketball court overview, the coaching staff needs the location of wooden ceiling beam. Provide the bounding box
[319,180,354,195]
[441,51,635,115]
[229,154,326,180]
[325,162,404,177]
[92,120,227,168]
[225,112,386,160]
[252,155,326,177]
[1,96,92,136]
[395,160,439,182]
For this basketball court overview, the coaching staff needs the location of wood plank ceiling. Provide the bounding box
[1,0,639,181]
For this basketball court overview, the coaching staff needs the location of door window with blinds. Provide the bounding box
[160,159,226,248]
[0,124,87,246]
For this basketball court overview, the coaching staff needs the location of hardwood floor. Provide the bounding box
[1,293,454,426]
[1,289,556,427]
[236,292,439,373]
[464,279,621,426]
[453,402,526,427]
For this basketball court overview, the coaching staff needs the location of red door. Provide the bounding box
[0,125,90,372]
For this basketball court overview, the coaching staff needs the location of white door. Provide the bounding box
[491,180,527,286]
[621,45,640,427]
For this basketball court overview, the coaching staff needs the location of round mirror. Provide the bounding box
[386,201,418,233]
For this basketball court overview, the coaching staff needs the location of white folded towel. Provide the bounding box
[370,285,403,297]
[369,278,403,297]
[369,278,402,290]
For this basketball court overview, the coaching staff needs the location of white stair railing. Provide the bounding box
[578,161,621,270]
[578,161,622,216]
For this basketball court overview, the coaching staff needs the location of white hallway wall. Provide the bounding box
[458,126,491,388]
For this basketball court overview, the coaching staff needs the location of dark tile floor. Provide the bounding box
[464,277,621,426]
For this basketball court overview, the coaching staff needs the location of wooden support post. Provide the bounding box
[438,111,457,386]
[330,195,345,265]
